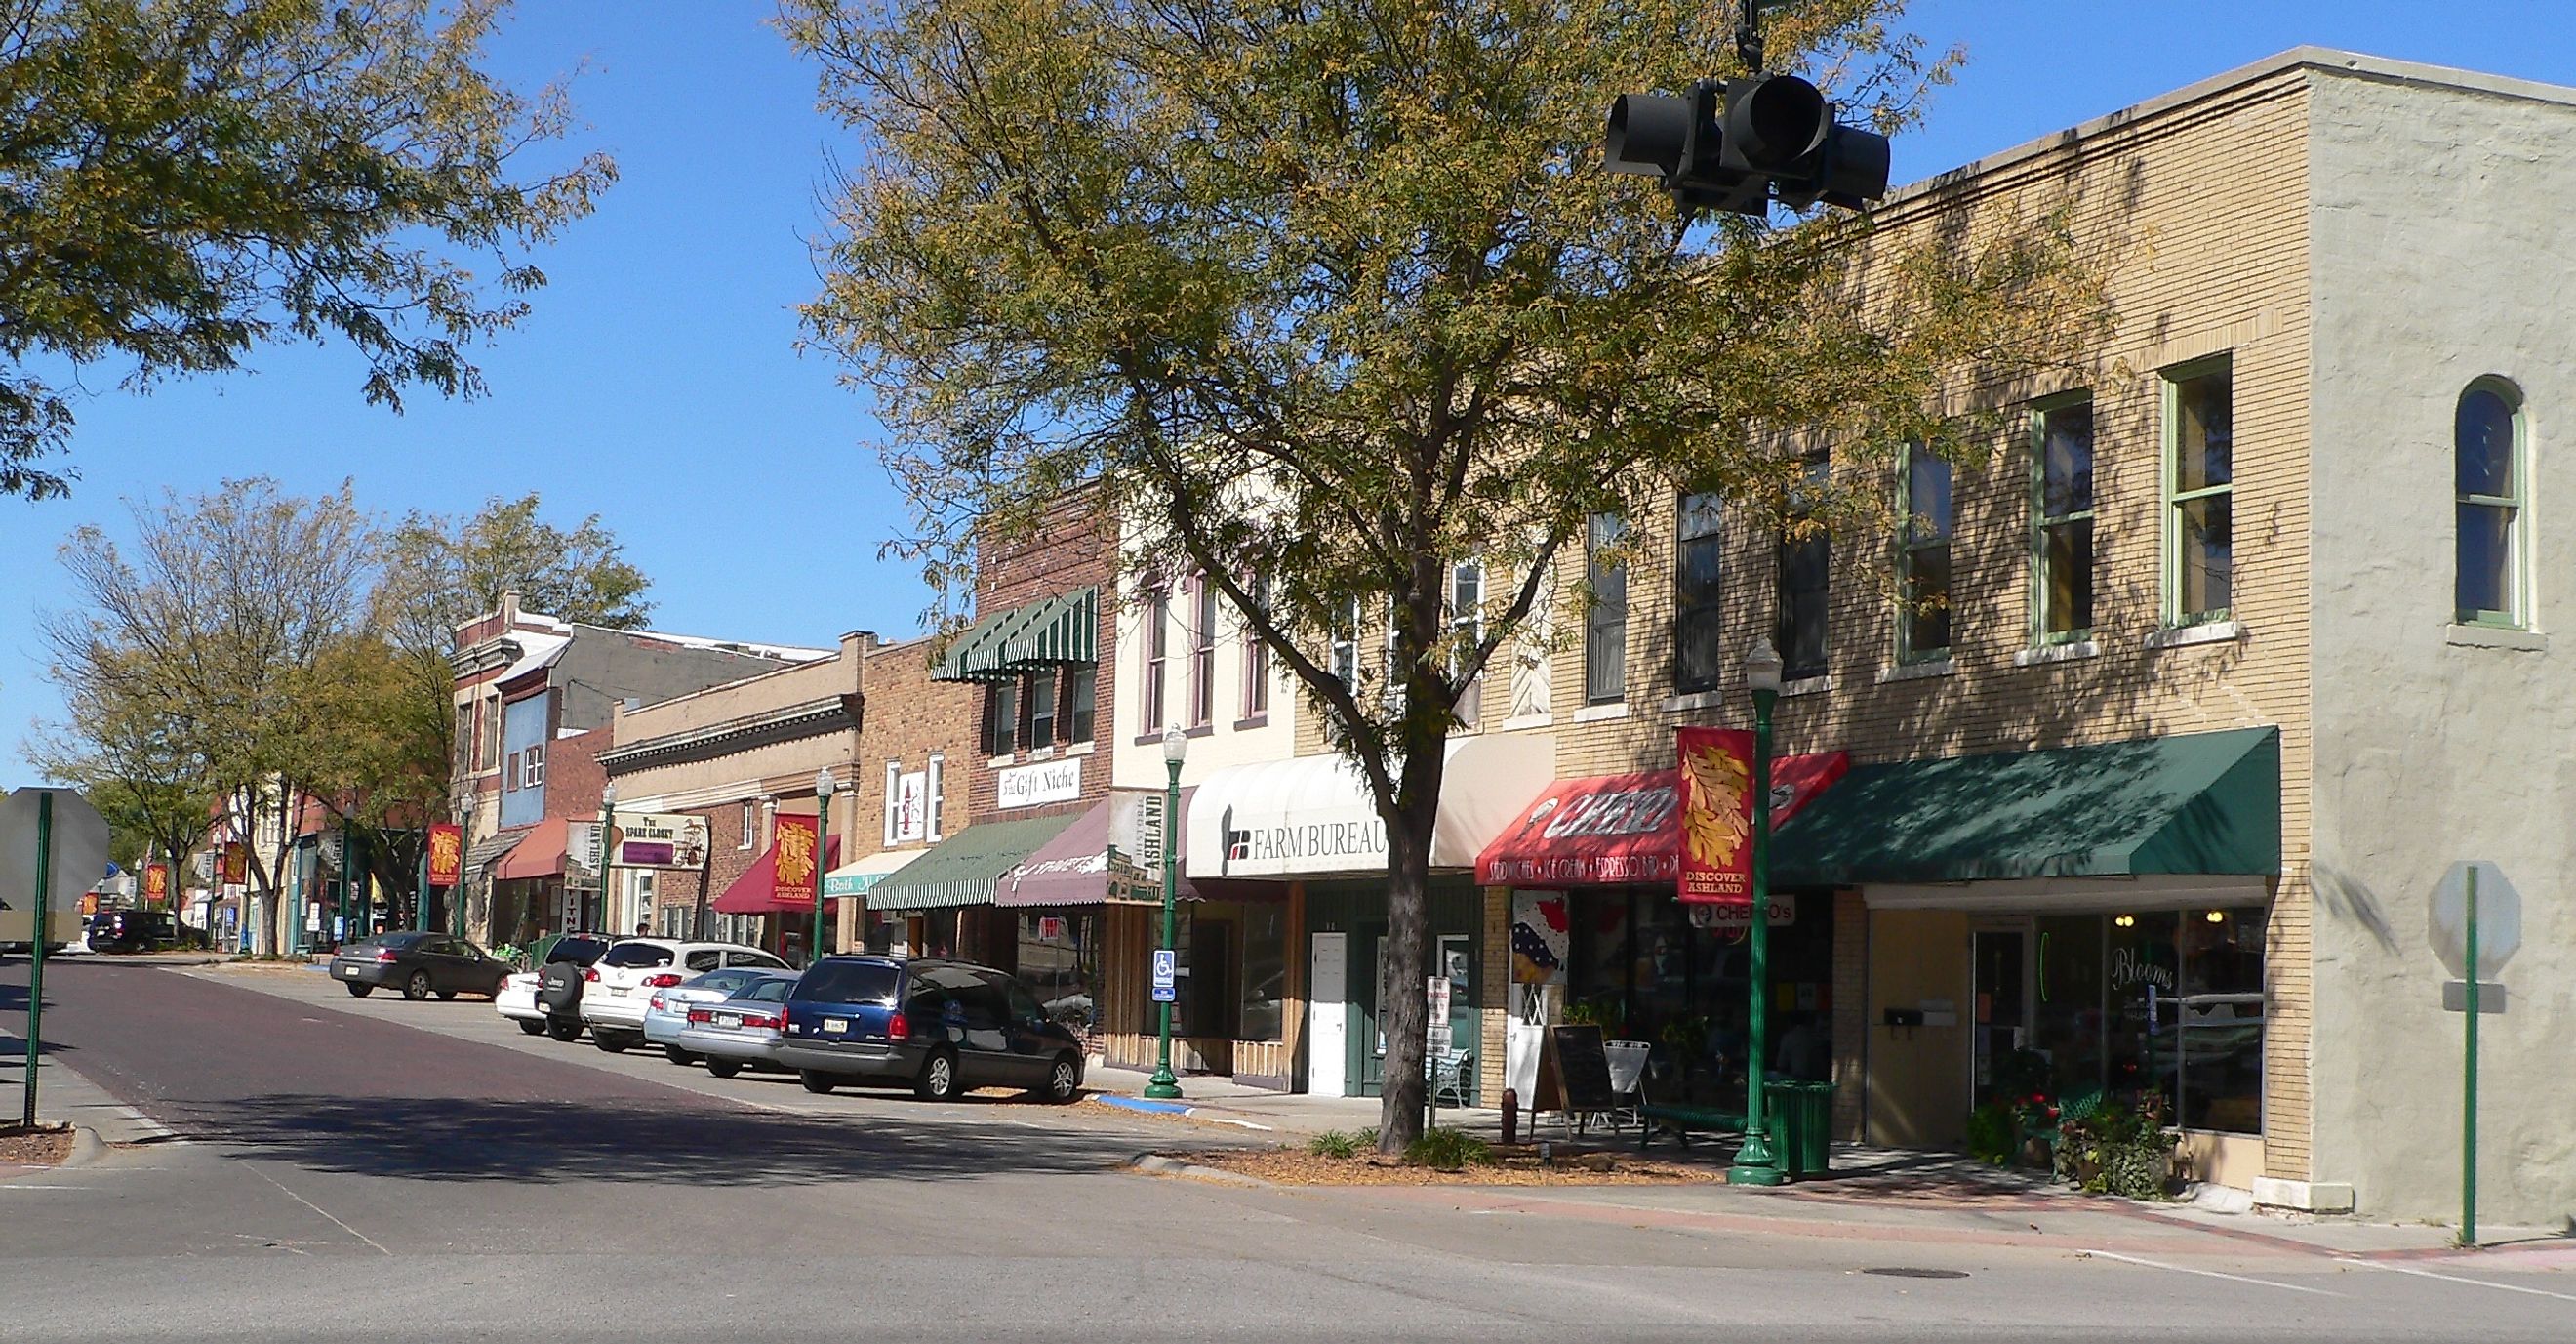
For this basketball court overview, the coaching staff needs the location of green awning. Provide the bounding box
[865,811,1086,911]
[1771,727,2280,887]
[930,586,1099,684]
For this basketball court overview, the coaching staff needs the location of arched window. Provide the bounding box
[2455,380,2528,627]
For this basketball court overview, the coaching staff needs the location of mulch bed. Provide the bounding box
[1169,1143,1725,1187]
[0,1124,73,1167]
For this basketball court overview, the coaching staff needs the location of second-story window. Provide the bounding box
[1674,493,1725,692]
[522,743,546,790]
[741,800,757,849]
[1899,444,1953,661]
[1188,578,1217,727]
[926,752,946,840]
[986,679,1017,757]
[2456,378,2526,628]
[1067,665,1096,743]
[2034,396,2097,642]
[1143,586,1169,731]
[1584,511,1628,704]
[1330,597,1360,690]
[1776,454,1831,681]
[1450,560,1484,728]
[1241,572,1270,719]
[879,763,899,846]
[2166,357,2234,626]
[1027,670,1057,746]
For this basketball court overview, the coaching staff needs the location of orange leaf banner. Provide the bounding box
[426,824,463,887]
[1675,727,1754,905]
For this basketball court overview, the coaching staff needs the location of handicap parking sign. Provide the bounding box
[1150,949,1177,1003]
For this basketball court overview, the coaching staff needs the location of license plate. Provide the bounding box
[334,965,355,977]
[824,1017,850,1034]
[716,1014,742,1029]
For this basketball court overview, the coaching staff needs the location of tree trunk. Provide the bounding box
[1374,738,1449,1152]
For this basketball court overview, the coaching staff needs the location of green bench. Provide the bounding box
[1638,1103,1746,1149]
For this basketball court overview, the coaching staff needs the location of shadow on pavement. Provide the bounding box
[192,1093,1149,1187]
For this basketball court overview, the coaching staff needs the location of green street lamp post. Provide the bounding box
[812,766,837,963]
[1145,724,1188,1101]
[1729,637,1788,1188]
[597,781,618,935]
[454,792,475,939]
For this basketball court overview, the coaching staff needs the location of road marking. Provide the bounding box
[0,1184,95,1191]
[2080,1249,2338,1296]
[245,1163,391,1256]
[116,1104,181,1142]
[2348,1259,2576,1302]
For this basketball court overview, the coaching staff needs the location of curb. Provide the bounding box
[60,1125,107,1169]
[1088,1094,1277,1131]
[1125,1153,1272,1187]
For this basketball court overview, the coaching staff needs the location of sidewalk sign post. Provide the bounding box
[20,793,52,1127]
[2461,863,2478,1248]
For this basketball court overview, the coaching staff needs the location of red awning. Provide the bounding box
[493,818,571,881]
[713,835,842,916]
[1475,753,1849,887]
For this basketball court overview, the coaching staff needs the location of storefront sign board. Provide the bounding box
[607,813,710,870]
[997,757,1083,810]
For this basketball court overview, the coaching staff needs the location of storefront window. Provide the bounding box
[2031,916,2105,1099]
[1239,901,1287,1042]
[1556,888,1833,1105]
[2176,908,2265,1134]
[1015,912,1100,1035]
[2014,909,2264,1136]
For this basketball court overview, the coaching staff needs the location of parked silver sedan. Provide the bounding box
[673,976,798,1079]
[643,969,797,1065]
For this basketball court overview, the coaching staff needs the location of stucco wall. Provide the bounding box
[2303,65,2576,1226]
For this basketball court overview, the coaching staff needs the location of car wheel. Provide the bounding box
[593,1030,629,1053]
[706,1059,743,1079]
[344,982,373,998]
[663,1045,698,1067]
[913,1049,960,1102]
[403,971,433,1001]
[799,1070,837,1095]
[1026,1054,1080,1104]
[545,1016,582,1042]
[517,1019,546,1036]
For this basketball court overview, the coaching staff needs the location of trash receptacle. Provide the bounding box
[1764,1080,1834,1178]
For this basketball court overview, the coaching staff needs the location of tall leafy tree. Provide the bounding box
[0,0,616,499]
[787,0,2108,1146]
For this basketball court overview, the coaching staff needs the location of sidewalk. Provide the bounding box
[1,1034,177,1146]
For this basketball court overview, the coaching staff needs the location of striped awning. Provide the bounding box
[931,587,1098,683]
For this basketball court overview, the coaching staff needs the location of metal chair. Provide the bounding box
[1431,1048,1473,1107]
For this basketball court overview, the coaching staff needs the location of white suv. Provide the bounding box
[580,939,788,1051]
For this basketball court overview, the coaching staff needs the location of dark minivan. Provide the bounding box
[776,956,1084,1103]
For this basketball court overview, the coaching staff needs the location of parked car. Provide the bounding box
[581,939,789,1053]
[86,910,177,954]
[502,933,620,1039]
[642,968,797,1065]
[775,956,1085,1102]
[329,932,513,1001]
[673,975,802,1079]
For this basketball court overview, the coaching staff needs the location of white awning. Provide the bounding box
[1186,735,1553,880]
[822,847,927,899]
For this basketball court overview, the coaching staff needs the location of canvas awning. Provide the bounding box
[865,812,1084,911]
[493,818,570,881]
[822,847,923,900]
[1770,727,2281,888]
[1186,735,1553,880]
[713,836,842,916]
[995,791,1203,909]
[932,587,1100,683]
[463,831,524,875]
[1475,753,1849,888]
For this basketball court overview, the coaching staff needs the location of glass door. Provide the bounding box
[1971,924,2032,1102]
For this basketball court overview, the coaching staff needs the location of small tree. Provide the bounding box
[789,0,2104,1148]
[0,0,615,500]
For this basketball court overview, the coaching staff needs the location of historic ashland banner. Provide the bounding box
[1674,727,1755,905]
[426,824,463,887]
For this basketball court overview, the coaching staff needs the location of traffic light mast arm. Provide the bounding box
[1737,0,1764,74]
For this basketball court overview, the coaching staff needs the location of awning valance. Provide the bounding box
[713,836,842,916]
[1476,753,1848,888]
[1187,735,1553,880]
[932,587,1100,684]
[1771,727,2281,887]
[996,791,1201,909]
[822,847,923,899]
[493,818,570,882]
[865,811,1084,911]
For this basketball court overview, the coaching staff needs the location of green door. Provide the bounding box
[1354,922,1387,1096]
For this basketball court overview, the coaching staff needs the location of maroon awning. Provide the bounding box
[997,790,1201,908]
[1476,754,1849,887]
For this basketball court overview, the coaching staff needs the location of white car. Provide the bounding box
[580,939,788,1052]
[494,933,619,1039]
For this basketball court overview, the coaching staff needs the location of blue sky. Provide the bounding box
[5,0,2571,785]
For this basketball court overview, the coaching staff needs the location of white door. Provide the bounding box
[1308,932,1348,1096]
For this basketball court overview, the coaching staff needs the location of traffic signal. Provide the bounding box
[1603,73,1889,218]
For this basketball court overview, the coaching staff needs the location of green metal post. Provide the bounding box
[414,835,429,933]
[2461,864,2479,1247]
[1145,754,1184,1100]
[335,829,349,949]
[1728,687,1784,1187]
[597,796,616,936]
[20,794,54,1126]
[811,791,832,961]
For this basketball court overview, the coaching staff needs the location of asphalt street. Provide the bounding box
[4,956,2572,1343]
